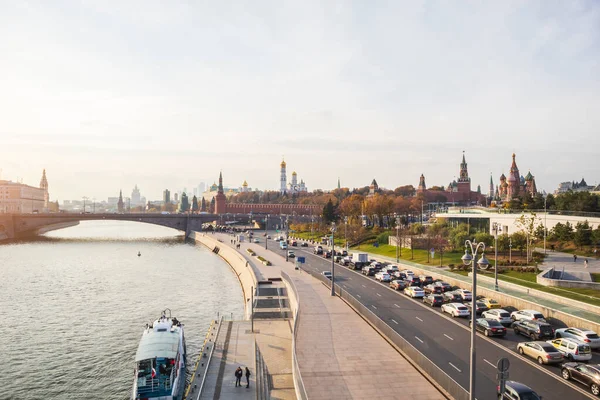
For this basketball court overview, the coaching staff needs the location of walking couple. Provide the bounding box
[235,366,251,388]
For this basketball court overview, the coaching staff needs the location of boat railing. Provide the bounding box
[137,376,172,395]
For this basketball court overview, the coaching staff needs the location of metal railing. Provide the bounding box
[196,316,223,400]
[281,271,308,400]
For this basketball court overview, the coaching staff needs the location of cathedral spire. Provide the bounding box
[458,152,469,183]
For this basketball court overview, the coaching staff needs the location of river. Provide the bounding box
[0,221,243,400]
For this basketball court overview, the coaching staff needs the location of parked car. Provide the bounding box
[479,297,502,309]
[423,284,443,294]
[441,303,470,318]
[481,309,512,326]
[266,235,271,239]
[511,309,546,322]
[390,280,408,291]
[323,251,332,259]
[517,341,563,365]
[314,246,323,255]
[405,276,422,287]
[301,242,308,247]
[455,289,472,301]
[375,272,392,282]
[469,318,507,337]
[362,267,375,276]
[393,271,407,280]
[404,286,425,298]
[561,362,600,396]
[419,275,434,285]
[442,291,463,303]
[512,320,555,340]
[423,294,444,307]
[291,240,297,246]
[555,327,600,349]
[433,281,452,292]
[547,338,592,362]
[498,381,542,400]
[322,271,332,280]
[253,238,260,243]
[287,251,296,258]
[464,301,489,315]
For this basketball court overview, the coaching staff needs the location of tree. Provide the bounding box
[322,199,336,223]
[192,195,199,212]
[394,185,416,197]
[497,234,510,256]
[338,194,364,224]
[551,222,573,242]
[515,213,540,262]
[574,220,592,248]
[448,224,470,251]
[201,197,207,212]
[474,232,494,247]
[510,232,527,258]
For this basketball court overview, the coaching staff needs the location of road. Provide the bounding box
[260,234,594,400]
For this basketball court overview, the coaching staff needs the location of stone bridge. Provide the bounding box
[0,213,243,241]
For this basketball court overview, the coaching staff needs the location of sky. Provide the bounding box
[1,0,599,201]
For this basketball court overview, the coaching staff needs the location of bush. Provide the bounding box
[448,264,456,271]
[377,232,390,245]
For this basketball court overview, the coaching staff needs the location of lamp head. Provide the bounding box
[461,248,472,265]
[477,253,490,267]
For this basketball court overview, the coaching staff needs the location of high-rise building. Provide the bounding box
[40,169,49,212]
[118,190,124,213]
[163,189,171,204]
[131,185,141,205]
[174,192,179,203]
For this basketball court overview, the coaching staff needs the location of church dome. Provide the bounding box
[525,171,533,181]
[292,171,297,176]
[507,173,516,182]
[242,180,248,187]
[280,159,286,168]
[500,173,506,181]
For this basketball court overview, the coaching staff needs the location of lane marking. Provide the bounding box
[391,319,398,325]
[484,359,496,368]
[356,294,361,298]
[376,293,382,297]
[415,336,424,343]
[394,304,400,308]
[343,285,348,289]
[415,317,423,322]
[362,284,366,288]
[449,362,462,373]
[444,334,454,341]
[371,305,377,310]
[348,277,352,280]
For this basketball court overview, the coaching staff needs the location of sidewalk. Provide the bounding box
[352,247,600,325]
[223,233,444,400]
[539,247,600,278]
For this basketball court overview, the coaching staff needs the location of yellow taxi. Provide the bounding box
[479,297,502,309]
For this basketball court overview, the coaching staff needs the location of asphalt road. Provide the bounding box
[260,235,595,400]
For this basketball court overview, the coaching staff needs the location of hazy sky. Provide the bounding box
[1,1,599,201]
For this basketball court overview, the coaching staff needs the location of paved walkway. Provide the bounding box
[223,233,444,400]
[348,247,600,325]
[539,247,600,279]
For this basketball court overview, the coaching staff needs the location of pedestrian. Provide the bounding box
[245,366,251,388]
[584,259,588,268]
[574,254,577,262]
[235,366,242,387]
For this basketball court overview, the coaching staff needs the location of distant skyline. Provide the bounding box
[1,1,599,201]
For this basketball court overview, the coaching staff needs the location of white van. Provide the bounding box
[279,241,288,250]
[547,338,592,362]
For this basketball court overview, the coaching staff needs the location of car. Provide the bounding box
[253,238,260,243]
[547,338,592,362]
[393,271,407,280]
[512,320,555,340]
[405,276,422,287]
[517,341,563,365]
[433,281,452,292]
[266,235,271,239]
[469,318,507,337]
[362,267,375,276]
[390,280,408,291]
[341,250,348,256]
[481,309,512,326]
[479,297,502,309]
[323,251,332,259]
[454,289,472,301]
[375,272,392,282]
[555,328,600,349]
[498,381,542,400]
[287,251,296,259]
[404,286,425,298]
[464,301,489,315]
[419,275,434,285]
[322,271,332,280]
[441,303,470,318]
[279,241,288,250]
[291,240,297,246]
[314,246,323,255]
[423,294,444,307]
[423,284,443,294]
[442,291,463,303]
[301,242,308,247]
[561,362,600,396]
[511,309,546,322]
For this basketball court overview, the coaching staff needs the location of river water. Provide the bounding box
[0,221,243,400]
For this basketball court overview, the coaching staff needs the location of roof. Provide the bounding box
[135,327,181,362]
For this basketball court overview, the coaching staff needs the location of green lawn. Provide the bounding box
[350,243,467,266]
[290,231,346,246]
[592,273,600,283]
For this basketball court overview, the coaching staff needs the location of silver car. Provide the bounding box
[517,341,563,365]
[482,309,512,326]
[554,327,600,350]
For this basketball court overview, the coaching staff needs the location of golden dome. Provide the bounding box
[242,180,248,187]
[280,159,286,168]
[292,171,297,176]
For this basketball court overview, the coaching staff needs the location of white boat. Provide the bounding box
[132,309,186,400]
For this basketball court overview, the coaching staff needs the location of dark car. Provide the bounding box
[442,291,462,303]
[464,301,489,315]
[423,294,444,307]
[419,275,434,285]
[405,277,421,287]
[341,250,348,256]
[423,284,443,294]
[433,281,452,292]
[469,318,507,337]
[291,240,297,246]
[393,271,407,281]
[512,320,555,340]
[301,242,308,247]
[562,362,600,396]
[362,267,375,276]
[390,280,408,291]
[498,381,542,400]
[323,251,332,259]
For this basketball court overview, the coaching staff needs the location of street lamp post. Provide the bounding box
[492,222,500,291]
[396,216,400,263]
[461,240,490,400]
[83,196,88,213]
[509,238,512,264]
[286,215,290,262]
[544,196,548,255]
[344,216,348,250]
[330,222,336,296]
[265,215,269,250]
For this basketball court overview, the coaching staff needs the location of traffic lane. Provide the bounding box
[289,247,595,399]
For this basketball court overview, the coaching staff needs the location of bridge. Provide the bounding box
[0,213,242,240]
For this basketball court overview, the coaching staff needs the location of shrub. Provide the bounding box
[377,232,390,245]
[448,264,456,271]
